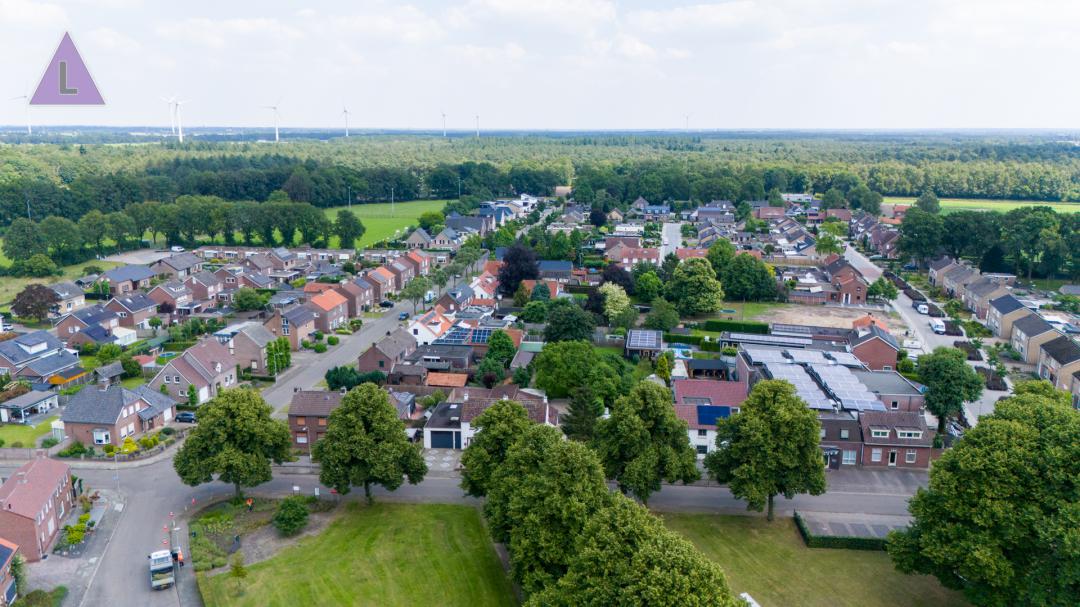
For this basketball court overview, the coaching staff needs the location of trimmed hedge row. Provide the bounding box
[163,341,196,352]
[664,334,703,346]
[701,319,769,334]
[793,512,887,551]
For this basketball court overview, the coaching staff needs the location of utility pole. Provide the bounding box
[390,187,395,217]
[457,178,462,198]
[475,115,479,139]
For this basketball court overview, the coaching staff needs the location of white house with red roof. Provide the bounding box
[672,379,748,457]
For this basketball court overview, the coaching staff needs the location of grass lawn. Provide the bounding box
[199,503,515,607]
[120,376,146,389]
[693,301,787,322]
[664,514,967,607]
[0,258,119,308]
[0,415,58,447]
[322,200,449,248]
[883,196,1080,215]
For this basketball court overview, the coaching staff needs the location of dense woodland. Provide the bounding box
[3,133,1080,227]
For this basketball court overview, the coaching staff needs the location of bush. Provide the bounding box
[102,444,116,456]
[300,340,313,349]
[794,512,886,551]
[701,319,769,334]
[12,586,68,607]
[272,495,311,536]
[10,441,23,449]
[313,342,328,353]
[311,331,324,342]
[721,346,738,356]
[57,442,88,458]
[334,327,352,335]
[160,426,176,436]
[326,335,339,346]
[41,437,59,449]
[664,333,703,346]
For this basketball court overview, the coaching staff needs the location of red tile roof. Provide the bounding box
[310,289,348,313]
[303,282,336,294]
[0,458,70,520]
[672,379,748,408]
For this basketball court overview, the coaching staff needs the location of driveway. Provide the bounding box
[103,249,172,266]
[661,222,682,259]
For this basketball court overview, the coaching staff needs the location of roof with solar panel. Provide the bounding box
[810,364,886,411]
[626,329,663,350]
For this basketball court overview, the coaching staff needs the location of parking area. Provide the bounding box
[826,467,929,495]
[754,303,908,333]
[422,448,462,478]
[798,511,911,539]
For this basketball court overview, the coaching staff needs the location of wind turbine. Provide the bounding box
[263,101,281,142]
[9,87,31,135]
[475,114,479,139]
[342,107,351,137]
[161,96,176,135]
[175,99,189,143]
[441,110,447,137]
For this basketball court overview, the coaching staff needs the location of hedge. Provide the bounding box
[565,284,596,295]
[793,512,887,551]
[163,341,196,352]
[664,334,703,346]
[701,319,769,334]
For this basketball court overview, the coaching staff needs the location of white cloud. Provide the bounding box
[85,27,141,53]
[155,18,304,50]
[0,0,65,26]
[332,5,443,44]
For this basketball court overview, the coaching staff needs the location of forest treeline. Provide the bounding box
[2,134,1080,227]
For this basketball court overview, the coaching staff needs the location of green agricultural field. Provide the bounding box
[664,514,967,607]
[199,503,515,607]
[322,200,448,248]
[0,255,118,308]
[883,196,1080,214]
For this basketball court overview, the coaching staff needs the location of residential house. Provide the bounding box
[0,332,68,378]
[333,279,374,317]
[404,344,475,371]
[263,305,318,351]
[148,338,239,404]
[850,370,926,412]
[675,248,708,261]
[423,385,553,449]
[818,411,864,468]
[101,265,154,295]
[367,267,397,299]
[387,261,415,291]
[61,384,177,447]
[149,252,204,279]
[1010,315,1059,364]
[753,206,786,220]
[48,281,85,317]
[537,260,573,282]
[0,458,75,561]
[14,350,86,388]
[630,196,650,213]
[928,256,960,286]
[405,228,432,249]
[357,328,417,374]
[607,244,660,267]
[941,265,979,298]
[147,281,195,319]
[406,250,432,276]
[986,294,1032,339]
[408,308,454,346]
[625,330,664,360]
[607,208,624,223]
[0,537,18,605]
[822,255,868,305]
[860,411,935,468]
[215,321,276,373]
[445,214,493,236]
[434,285,475,315]
[54,305,119,344]
[432,227,461,250]
[672,379,748,457]
[0,391,58,424]
[309,290,349,333]
[1036,336,1080,391]
[642,204,671,221]
[961,278,1009,320]
[105,293,158,329]
[95,361,124,386]
[184,271,224,302]
[287,389,344,452]
[850,324,900,371]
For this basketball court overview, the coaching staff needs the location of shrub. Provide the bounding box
[138,435,159,450]
[10,441,23,449]
[41,437,59,449]
[102,444,116,456]
[721,346,738,356]
[313,342,327,353]
[334,327,352,335]
[119,437,139,455]
[300,340,313,349]
[57,442,88,458]
[0,438,4,448]
[311,331,324,342]
[272,495,310,536]
[701,319,769,334]
[326,336,339,346]
[14,586,68,607]
[160,426,176,436]
[794,512,885,551]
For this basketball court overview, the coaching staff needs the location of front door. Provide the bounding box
[888,450,898,466]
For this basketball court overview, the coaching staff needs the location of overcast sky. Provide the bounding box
[1,0,1077,130]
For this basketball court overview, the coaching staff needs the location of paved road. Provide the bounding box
[661,221,682,259]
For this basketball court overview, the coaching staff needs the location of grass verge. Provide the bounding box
[0,415,58,447]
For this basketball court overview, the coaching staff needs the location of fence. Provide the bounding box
[0,442,69,460]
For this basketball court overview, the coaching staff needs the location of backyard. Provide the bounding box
[0,415,58,447]
[664,514,967,607]
[0,257,119,309]
[199,503,515,607]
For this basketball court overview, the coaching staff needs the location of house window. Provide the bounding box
[92,429,111,445]
[318,418,327,426]
[842,450,856,465]
[905,450,917,464]
[891,401,899,410]
[295,434,308,444]
[840,429,849,439]
[697,429,707,437]
[378,360,385,368]
[295,417,306,426]
[696,445,708,455]
[871,429,889,438]
[871,448,882,463]
[819,428,827,439]
[882,365,892,371]
[897,430,923,439]
[164,376,171,384]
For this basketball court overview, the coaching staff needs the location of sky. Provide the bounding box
[1,0,1078,131]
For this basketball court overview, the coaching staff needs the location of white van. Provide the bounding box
[915,303,929,315]
[929,319,946,335]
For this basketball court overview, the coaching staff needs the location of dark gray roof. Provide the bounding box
[62,385,140,425]
[538,260,573,272]
[79,324,116,344]
[966,278,1005,298]
[1059,285,1080,296]
[69,304,118,326]
[1013,314,1055,337]
[0,331,64,365]
[104,265,155,283]
[96,361,124,378]
[1040,336,1080,365]
[376,328,417,359]
[282,304,317,326]
[850,370,923,395]
[929,256,955,271]
[989,294,1026,315]
[852,324,900,351]
[111,292,157,312]
[0,390,55,409]
[24,350,81,376]
[132,386,178,421]
[156,252,203,271]
[50,281,84,299]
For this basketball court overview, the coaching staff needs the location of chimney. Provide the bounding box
[293,387,300,393]
[339,387,347,394]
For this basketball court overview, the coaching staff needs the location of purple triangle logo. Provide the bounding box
[31,32,104,105]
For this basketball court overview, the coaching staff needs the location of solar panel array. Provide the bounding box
[469,327,494,345]
[627,330,662,349]
[696,405,732,426]
[728,333,814,346]
[788,349,830,365]
[765,363,833,410]
[771,323,814,336]
[810,364,885,412]
[828,351,864,368]
[434,326,472,345]
[744,348,789,364]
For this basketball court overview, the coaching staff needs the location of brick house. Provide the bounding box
[184,271,224,302]
[333,279,374,317]
[54,305,119,343]
[287,389,344,452]
[0,458,76,561]
[860,411,935,468]
[818,411,864,468]
[61,384,177,446]
[48,281,85,317]
[1010,316,1059,365]
[148,339,239,404]
[1036,336,1080,391]
[387,261,415,291]
[102,265,154,296]
[367,267,396,299]
[851,370,926,412]
[850,325,900,371]
[405,228,432,249]
[309,290,348,333]
[672,379,748,457]
[149,252,204,279]
[961,278,1009,320]
[928,256,960,286]
[406,250,432,276]
[358,328,417,374]
[986,294,1032,339]
[263,305,318,351]
[215,321,275,373]
[105,293,158,329]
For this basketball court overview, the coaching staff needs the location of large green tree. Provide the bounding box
[334,209,366,248]
[721,253,777,301]
[918,347,984,433]
[484,329,517,368]
[706,238,737,277]
[667,258,724,317]
[460,399,532,497]
[527,494,740,607]
[599,282,631,326]
[532,340,627,403]
[173,388,292,498]
[593,381,700,505]
[915,191,941,214]
[704,380,826,521]
[887,383,1080,606]
[2,218,47,261]
[399,276,433,314]
[643,297,680,331]
[898,207,945,263]
[815,232,843,256]
[313,384,427,504]
[542,299,596,342]
[485,425,612,595]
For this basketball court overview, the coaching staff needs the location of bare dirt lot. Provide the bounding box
[754,304,908,333]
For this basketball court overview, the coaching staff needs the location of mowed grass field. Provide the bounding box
[322,200,448,248]
[883,196,1080,214]
[199,503,515,607]
[0,415,58,447]
[0,257,118,309]
[664,514,968,607]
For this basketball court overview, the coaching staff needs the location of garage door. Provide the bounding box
[430,431,455,449]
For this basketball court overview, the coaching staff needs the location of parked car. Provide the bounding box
[930,318,947,335]
[175,411,197,424]
[398,312,409,321]
[379,300,394,308]
[170,245,185,252]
